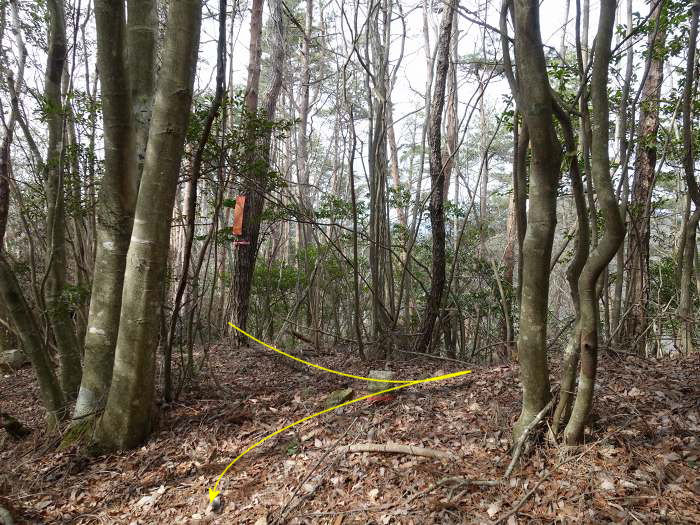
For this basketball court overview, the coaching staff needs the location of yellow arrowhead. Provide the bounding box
[208,488,220,503]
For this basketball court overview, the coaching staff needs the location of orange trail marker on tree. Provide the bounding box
[231,195,245,236]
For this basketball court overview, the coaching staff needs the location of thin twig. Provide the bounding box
[505,393,557,478]
[274,417,358,523]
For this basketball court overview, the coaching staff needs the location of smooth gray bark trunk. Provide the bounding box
[510,0,561,440]
[97,0,202,450]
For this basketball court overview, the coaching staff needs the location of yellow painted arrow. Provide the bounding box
[208,323,471,503]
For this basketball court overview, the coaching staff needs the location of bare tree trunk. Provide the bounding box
[43,0,82,400]
[564,0,624,444]
[128,0,157,178]
[676,1,700,354]
[0,15,65,424]
[551,99,589,435]
[232,0,264,336]
[624,1,667,353]
[74,0,156,420]
[508,0,562,441]
[610,0,634,346]
[97,0,201,450]
[367,0,394,355]
[413,1,455,354]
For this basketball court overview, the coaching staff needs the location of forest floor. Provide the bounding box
[1,341,699,524]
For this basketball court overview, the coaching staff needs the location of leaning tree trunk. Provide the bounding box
[624,1,667,354]
[550,99,590,434]
[97,0,201,451]
[1,128,65,426]
[508,0,562,441]
[676,1,700,354]
[44,0,82,400]
[74,0,156,420]
[564,0,624,444]
[412,0,456,355]
[0,6,65,427]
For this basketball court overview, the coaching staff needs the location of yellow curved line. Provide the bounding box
[211,369,470,497]
[229,322,414,383]
[209,323,472,501]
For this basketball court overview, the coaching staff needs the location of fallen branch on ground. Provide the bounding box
[274,418,359,523]
[338,443,453,460]
[505,392,557,478]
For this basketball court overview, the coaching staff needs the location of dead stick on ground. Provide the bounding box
[505,392,557,478]
[497,416,636,523]
[274,418,359,523]
[338,443,453,460]
[497,447,588,524]
[404,477,502,506]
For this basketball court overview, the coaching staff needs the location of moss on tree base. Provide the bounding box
[59,417,95,450]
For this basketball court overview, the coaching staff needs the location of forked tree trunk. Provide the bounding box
[74,0,156,420]
[97,0,202,450]
[551,100,589,434]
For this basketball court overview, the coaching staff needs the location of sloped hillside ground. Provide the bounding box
[1,342,698,524]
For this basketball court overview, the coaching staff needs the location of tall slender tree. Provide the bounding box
[506,0,562,440]
[413,0,456,354]
[676,1,700,353]
[624,1,667,353]
[564,0,624,444]
[43,0,82,400]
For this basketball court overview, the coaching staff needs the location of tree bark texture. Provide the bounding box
[44,0,82,400]
[624,1,667,353]
[233,0,264,335]
[676,1,700,354]
[564,0,624,444]
[412,1,456,354]
[74,0,149,420]
[97,0,202,450]
[510,0,561,441]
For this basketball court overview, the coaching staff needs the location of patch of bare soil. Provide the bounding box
[1,345,698,524]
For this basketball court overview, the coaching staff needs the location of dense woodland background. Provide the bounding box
[0,0,699,522]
